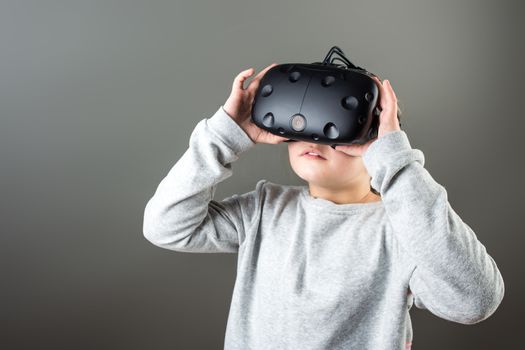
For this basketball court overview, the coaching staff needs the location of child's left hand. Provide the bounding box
[334,75,401,157]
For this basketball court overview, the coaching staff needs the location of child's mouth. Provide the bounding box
[302,153,326,160]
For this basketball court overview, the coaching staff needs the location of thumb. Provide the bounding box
[334,143,367,156]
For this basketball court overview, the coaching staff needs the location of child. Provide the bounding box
[143,63,505,349]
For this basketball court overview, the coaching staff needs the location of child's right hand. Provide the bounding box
[223,63,290,145]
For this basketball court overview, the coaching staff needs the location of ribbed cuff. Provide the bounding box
[206,105,256,155]
[362,130,425,192]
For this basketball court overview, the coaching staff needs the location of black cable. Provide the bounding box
[322,46,357,69]
[329,57,350,68]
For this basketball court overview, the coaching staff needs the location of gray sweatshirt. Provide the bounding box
[142,105,505,350]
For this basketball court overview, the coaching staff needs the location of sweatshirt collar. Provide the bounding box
[299,186,383,212]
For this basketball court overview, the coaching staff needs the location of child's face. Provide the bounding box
[287,140,370,189]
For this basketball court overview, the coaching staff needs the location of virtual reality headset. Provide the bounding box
[251,46,402,148]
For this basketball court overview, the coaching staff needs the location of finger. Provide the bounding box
[247,63,279,94]
[256,62,278,80]
[263,131,288,144]
[371,75,382,84]
[246,63,278,95]
[370,75,382,87]
[335,138,374,155]
[334,143,365,156]
[385,79,398,101]
[233,68,255,91]
[272,137,289,144]
[377,80,398,128]
[381,79,397,111]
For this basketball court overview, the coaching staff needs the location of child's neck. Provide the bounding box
[308,183,381,205]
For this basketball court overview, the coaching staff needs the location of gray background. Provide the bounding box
[1,0,523,349]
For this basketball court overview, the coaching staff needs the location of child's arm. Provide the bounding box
[362,130,505,325]
[142,105,259,253]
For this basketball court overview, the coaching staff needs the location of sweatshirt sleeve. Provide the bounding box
[142,105,261,253]
[362,130,505,325]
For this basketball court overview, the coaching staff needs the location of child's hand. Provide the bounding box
[223,63,290,145]
[334,76,402,157]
